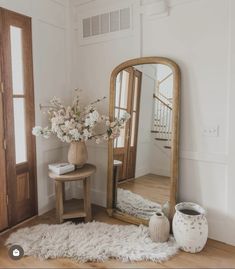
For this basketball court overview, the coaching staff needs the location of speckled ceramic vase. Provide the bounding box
[149,211,170,243]
[173,202,208,253]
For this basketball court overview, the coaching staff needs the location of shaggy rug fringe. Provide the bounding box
[6,222,178,263]
[117,188,162,219]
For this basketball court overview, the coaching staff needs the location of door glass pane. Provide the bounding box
[115,108,120,118]
[120,70,129,109]
[133,76,139,111]
[10,26,24,94]
[114,109,127,148]
[13,98,27,164]
[114,109,119,148]
[130,112,136,147]
[116,126,126,148]
[115,74,121,107]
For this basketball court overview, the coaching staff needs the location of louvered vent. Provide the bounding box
[82,8,130,38]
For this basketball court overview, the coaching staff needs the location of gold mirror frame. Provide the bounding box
[107,57,181,225]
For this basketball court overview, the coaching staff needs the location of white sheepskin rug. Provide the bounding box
[6,221,178,263]
[117,188,162,219]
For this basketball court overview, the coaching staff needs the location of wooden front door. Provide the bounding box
[0,8,37,230]
[113,67,142,181]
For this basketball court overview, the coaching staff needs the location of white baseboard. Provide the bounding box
[150,168,170,177]
[135,167,150,177]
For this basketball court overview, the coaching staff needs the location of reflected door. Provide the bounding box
[126,69,141,179]
[0,8,37,228]
[114,67,141,181]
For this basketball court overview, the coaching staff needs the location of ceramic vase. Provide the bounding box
[149,211,170,243]
[162,201,170,218]
[173,202,208,253]
[68,141,88,168]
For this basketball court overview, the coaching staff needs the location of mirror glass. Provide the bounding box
[112,64,173,220]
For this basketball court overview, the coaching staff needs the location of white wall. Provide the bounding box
[157,64,173,99]
[149,141,171,177]
[135,65,154,177]
[227,0,235,247]
[0,0,72,215]
[71,0,235,246]
[145,0,230,245]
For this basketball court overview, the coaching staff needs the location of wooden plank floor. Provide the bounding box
[119,174,171,204]
[0,203,235,268]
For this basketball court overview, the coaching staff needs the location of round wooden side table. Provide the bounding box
[49,163,96,224]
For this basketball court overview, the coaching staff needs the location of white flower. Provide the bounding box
[32,126,43,136]
[84,117,92,127]
[110,126,120,139]
[42,127,51,139]
[69,129,81,141]
[57,131,64,140]
[123,112,131,120]
[52,125,61,134]
[64,135,72,143]
[82,129,91,141]
[61,120,75,133]
[84,110,100,127]
[32,126,51,139]
[91,110,100,122]
[32,93,130,144]
[51,115,65,125]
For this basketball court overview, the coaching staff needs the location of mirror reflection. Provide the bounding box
[113,64,173,220]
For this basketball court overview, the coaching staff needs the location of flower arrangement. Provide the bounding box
[32,90,130,144]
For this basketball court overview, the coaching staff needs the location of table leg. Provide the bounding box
[55,181,64,223]
[62,182,65,202]
[83,177,91,222]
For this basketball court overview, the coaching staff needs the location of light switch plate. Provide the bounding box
[202,125,219,137]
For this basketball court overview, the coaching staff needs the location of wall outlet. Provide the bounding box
[202,125,219,137]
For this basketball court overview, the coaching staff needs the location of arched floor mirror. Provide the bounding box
[107,57,180,225]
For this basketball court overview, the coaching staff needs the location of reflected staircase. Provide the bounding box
[151,94,172,149]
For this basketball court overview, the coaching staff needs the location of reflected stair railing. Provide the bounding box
[152,94,172,149]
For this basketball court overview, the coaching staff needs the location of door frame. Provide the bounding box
[0,7,38,230]
[0,8,8,231]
